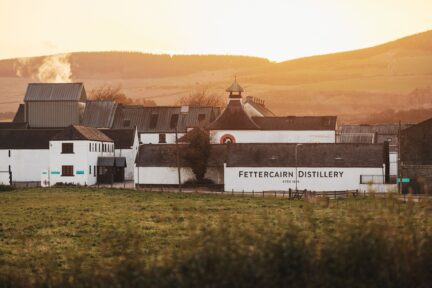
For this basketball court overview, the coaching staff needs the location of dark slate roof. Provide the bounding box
[98,129,135,149]
[136,144,227,167]
[97,157,127,167]
[207,99,259,130]
[82,100,118,128]
[252,116,337,130]
[0,129,61,149]
[12,104,25,123]
[225,143,385,168]
[24,83,86,102]
[243,97,275,117]
[0,122,28,130]
[51,125,113,142]
[112,105,220,133]
[341,124,411,135]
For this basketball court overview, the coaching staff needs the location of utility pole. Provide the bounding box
[398,120,402,194]
[295,144,302,191]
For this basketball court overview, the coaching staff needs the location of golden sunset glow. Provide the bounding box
[0,0,431,61]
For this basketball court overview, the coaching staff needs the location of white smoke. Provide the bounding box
[14,53,72,83]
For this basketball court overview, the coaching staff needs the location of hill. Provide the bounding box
[1,30,432,123]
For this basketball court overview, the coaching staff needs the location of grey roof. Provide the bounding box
[0,129,61,149]
[0,122,28,130]
[207,99,260,130]
[225,143,385,168]
[98,129,135,149]
[340,124,411,135]
[243,96,275,117]
[24,83,86,102]
[12,104,25,123]
[112,105,220,133]
[136,143,385,168]
[51,125,113,142]
[97,157,127,167]
[136,144,227,167]
[339,133,375,143]
[82,100,118,128]
[252,116,337,130]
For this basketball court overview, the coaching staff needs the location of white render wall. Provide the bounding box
[49,140,114,186]
[210,130,336,144]
[389,152,398,177]
[0,149,48,184]
[134,167,223,185]
[140,133,186,144]
[115,129,139,180]
[224,166,385,192]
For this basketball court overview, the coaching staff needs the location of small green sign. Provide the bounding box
[76,170,85,175]
[51,171,60,175]
[397,178,410,183]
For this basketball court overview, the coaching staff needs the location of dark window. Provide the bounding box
[170,114,179,129]
[99,143,101,152]
[94,165,96,177]
[8,150,10,157]
[62,143,74,154]
[159,133,166,143]
[62,165,74,176]
[198,114,206,122]
[89,165,91,174]
[150,113,158,129]
[89,143,91,151]
[123,119,131,127]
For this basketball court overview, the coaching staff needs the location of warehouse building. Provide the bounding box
[400,118,432,194]
[208,79,337,144]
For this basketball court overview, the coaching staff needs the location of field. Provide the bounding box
[0,187,431,287]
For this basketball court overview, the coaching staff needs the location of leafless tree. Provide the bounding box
[89,84,156,106]
[176,87,226,107]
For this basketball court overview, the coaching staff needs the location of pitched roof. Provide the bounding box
[0,129,61,149]
[136,144,227,167]
[135,143,386,168]
[24,83,86,102]
[225,143,385,168]
[112,105,220,133]
[98,128,135,149]
[51,125,113,142]
[82,100,118,128]
[243,97,275,117]
[207,99,260,130]
[12,104,25,123]
[226,79,244,93]
[252,116,337,130]
[340,124,411,135]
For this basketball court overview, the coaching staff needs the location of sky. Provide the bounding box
[0,0,431,62]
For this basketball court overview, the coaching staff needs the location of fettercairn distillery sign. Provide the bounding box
[238,170,344,178]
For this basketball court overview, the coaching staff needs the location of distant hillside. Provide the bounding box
[1,30,432,123]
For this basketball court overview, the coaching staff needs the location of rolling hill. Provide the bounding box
[1,30,432,123]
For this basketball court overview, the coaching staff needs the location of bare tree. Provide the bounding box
[176,87,226,107]
[89,84,156,106]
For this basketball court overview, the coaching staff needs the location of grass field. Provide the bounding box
[0,187,431,287]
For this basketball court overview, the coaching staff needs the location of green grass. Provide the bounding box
[0,188,431,287]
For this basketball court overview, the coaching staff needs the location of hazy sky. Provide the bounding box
[1,0,431,61]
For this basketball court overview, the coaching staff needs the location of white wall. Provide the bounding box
[389,152,398,177]
[224,166,384,192]
[115,129,139,180]
[140,133,186,144]
[49,140,114,186]
[134,167,223,185]
[0,149,48,184]
[210,130,336,144]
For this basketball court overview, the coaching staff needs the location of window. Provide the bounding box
[93,165,96,177]
[150,113,158,129]
[62,165,74,176]
[89,143,91,151]
[8,150,10,157]
[89,165,91,174]
[62,143,74,154]
[170,114,179,129]
[123,119,131,127]
[198,113,206,122]
[99,143,101,152]
[159,133,166,143]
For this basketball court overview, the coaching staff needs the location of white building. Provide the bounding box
[0,129,60,186]
[48,125,116,186]
[208,79,337,144]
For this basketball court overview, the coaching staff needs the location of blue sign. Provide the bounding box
[76,170,85,175]
[397,178,410,183]
[51,171,60,175]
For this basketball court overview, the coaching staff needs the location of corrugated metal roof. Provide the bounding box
[252,116,337,130]
[112,105,220,133]
[82,101,118,128]
[340,124,411,134]
[51,125,113,142]
[0,129,61,149]
[24,83,86,102]
[339,133,375,143]
[136,143,385,168]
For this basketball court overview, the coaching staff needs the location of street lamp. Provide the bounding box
[295,144,302,191]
